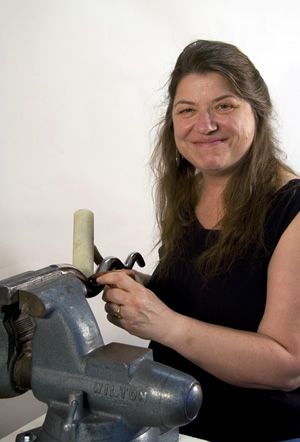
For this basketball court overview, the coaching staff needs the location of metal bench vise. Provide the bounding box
[0,265,202,441]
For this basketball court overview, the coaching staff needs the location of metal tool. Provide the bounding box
[87,251,146,297]
[0,265,202,441]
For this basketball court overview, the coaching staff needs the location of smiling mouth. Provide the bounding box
[193,138,227,146]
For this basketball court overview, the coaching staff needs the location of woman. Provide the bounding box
[97,40,300,441]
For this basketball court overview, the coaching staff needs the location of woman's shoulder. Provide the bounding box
[270,174,300,217]
[274,175,300,201]
[265,176,300,252]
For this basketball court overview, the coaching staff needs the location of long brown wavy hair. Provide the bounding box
[151,40,295,277]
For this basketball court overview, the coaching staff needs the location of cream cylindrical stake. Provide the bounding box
[72,209,94,277]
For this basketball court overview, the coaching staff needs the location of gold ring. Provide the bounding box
[113,304,122,320]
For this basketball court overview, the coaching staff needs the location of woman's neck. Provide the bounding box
[195,176,228,229]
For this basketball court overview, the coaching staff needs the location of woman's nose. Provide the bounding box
[194,111,218,134]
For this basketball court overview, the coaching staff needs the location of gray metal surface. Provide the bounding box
[0,266,202,441]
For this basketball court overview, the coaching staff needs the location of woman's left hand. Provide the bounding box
[96,270,177,342]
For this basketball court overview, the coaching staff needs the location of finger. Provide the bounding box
[122,269,136,279]
[106,312,125,329]
[102,286,110,302]
[102,286,131,306]
[97,270,137,291]
[104,301,121,317]
[93,269,131,280]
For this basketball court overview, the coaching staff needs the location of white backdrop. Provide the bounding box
[0,0,300,437]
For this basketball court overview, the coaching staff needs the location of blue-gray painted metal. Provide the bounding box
[0,266,202,441]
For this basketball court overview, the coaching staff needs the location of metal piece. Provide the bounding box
[97,256,125,272]
[23,433,37,442]
[93,245,103,266]
[113,304,122,319]
[64,400,78,432]
[124,252,145,269]
[0,266,202,441]
[16,430,39,442]
[88,251,146,297]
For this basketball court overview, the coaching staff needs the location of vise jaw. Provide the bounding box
[0,265,202,441]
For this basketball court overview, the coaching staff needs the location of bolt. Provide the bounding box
[22,433,36,442]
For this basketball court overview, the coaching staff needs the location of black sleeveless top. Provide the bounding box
[148,179,300,442]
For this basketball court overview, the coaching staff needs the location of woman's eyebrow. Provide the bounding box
[173,99,196,108]
[174,94,238,108]
[213,94,238,102]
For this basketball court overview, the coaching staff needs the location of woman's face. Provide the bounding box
[172,72,256,177]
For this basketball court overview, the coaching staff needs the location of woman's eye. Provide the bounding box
[178,108,194,115]
[215,103,234,112]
